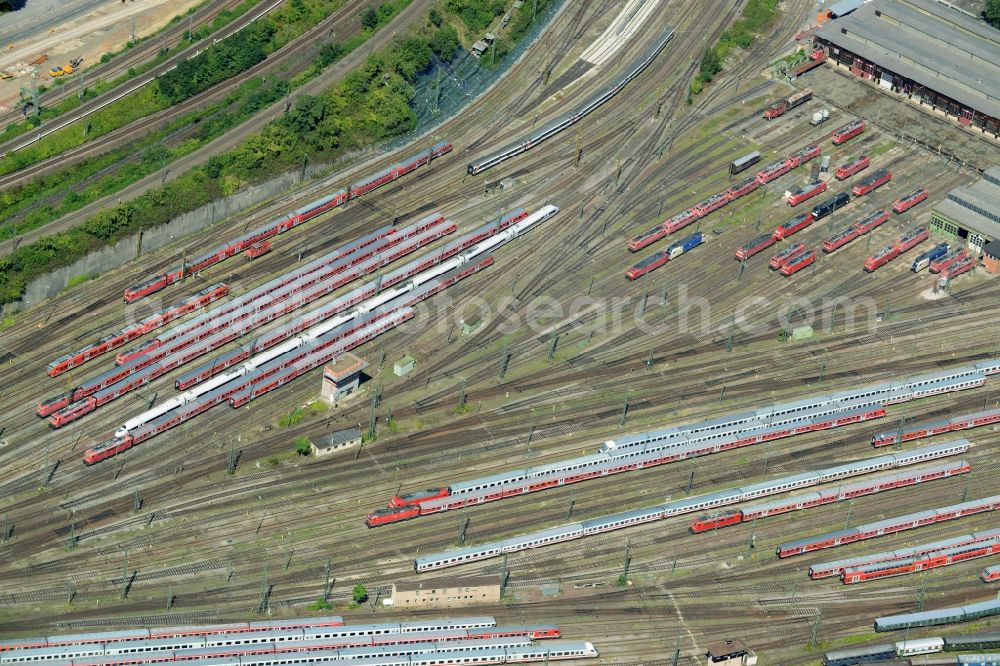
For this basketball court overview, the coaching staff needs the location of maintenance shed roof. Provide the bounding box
[934,167,1000,241]
[815,0,1000,119]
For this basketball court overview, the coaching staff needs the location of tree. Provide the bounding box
[430,25,460,57]
[698,46,723,83]
[986,0,1000,28]
[295,436,312,456]
[360,6,379,30]
[352,584,368,603]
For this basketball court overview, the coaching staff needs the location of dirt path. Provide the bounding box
[0,0,204,111]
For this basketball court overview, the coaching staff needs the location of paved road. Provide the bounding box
[0,0,109,44]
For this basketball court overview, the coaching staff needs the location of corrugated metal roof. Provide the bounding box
[815,0,1000,119]
[934,168,1000,240]
[325,428,361,447]
[828,0,867,17]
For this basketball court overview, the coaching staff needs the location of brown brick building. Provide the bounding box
[388,577,501,608]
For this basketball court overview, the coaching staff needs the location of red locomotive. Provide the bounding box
[692,193,728,217]
[864,245,900,272]
[780,248,816,276]
[929,247,969,274]
[787,181,827,207]
[769,242,808,270]
[690,512,742,532]
[892,186,929,213]
[835,155,870,180]
[852,210,889,235]
[627,208,698,252]
[851,169,892,196]
[773,212,814,240]
[943,255,976,279]
[245,241,272,260]
[756,159,792,185]
[785,145,821,169]
[894,226,929,253]
[763,88,812,120]
[725,176,760,201]
[822,227,860,253]
[831,119,866,145]
[735,233,777,261]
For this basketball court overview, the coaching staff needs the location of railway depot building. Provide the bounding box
[930,167,1000,253]
[387,577,500,608]
[813,0,1000,138]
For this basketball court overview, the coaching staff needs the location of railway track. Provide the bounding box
[1,1,999,661]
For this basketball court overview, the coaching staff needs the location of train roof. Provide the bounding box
[582,506,662,531]
[400,618,495,631]
[823,643,897,660]
[876,606,964,629]
[780,526,860,551]
[748,490,823,515]
[945,632,1000,646]
[415,543,494,567]
[737,471,819,498]
[961,599,1000,615]
[665,489,741,514]
[501,523,581,550]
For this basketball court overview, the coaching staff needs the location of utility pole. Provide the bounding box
[459,516,470,545]
[367,390,378,440]
[133,488,142,512]
[619,396,629,426]
[810,609,822,650]
[574,132,582,168]
[622,537,632,581]
[646,349,654,371]
[257,564,270,614]
[324,558,333,602]
[500,554,510,595]
[547,334,559,361]
[845,499,854,529]
[498,340,511,380]
[458,380,467,411]
[130,17,136,46]
[916,578,926,612]
[120,548,130,599]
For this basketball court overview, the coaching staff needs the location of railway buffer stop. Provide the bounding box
[705,639,757,666]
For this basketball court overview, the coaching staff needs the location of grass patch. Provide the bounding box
[64,273,95,289]
[279,407,307,428]
[0,0,549,305]
[691,0,782,95]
